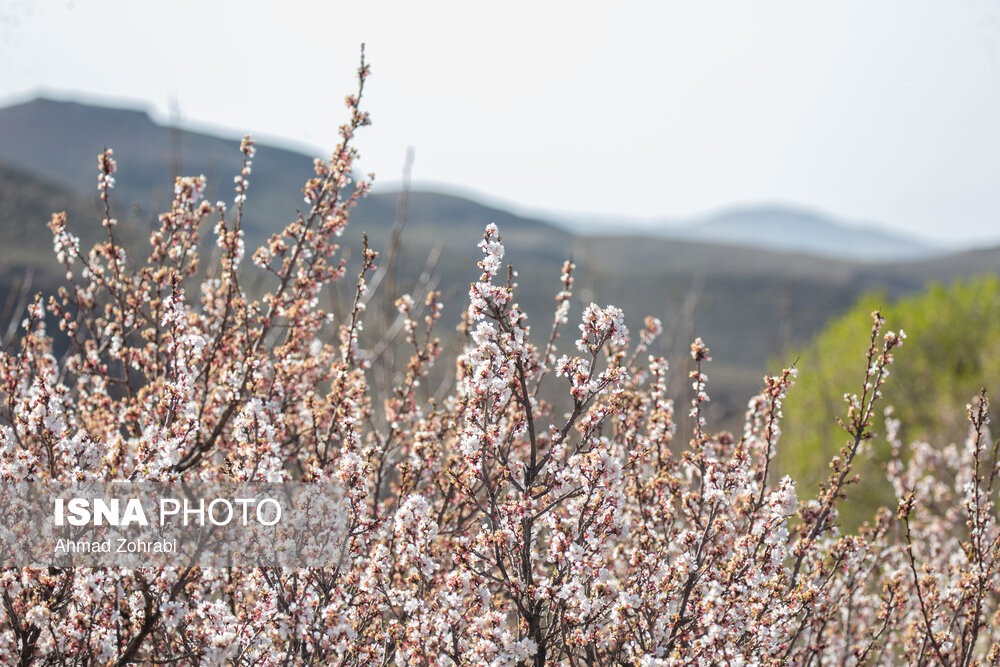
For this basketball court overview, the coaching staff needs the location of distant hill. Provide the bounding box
[0,160,97,261]
[1,96,998,429]
[659,206,933,261]
[0,98,318,249]
[1,98,940,262]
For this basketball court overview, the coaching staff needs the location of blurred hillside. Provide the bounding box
[651,206,933,261]
[2,98,999,429]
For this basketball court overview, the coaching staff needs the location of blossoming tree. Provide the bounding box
[0,51,998,666]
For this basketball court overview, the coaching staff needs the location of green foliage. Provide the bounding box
[778,275,1000,527]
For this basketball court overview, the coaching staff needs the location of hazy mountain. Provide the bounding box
[652,206,933,261]
[0,98,320,249]
[1,96,998,428]
[1,98,938,262]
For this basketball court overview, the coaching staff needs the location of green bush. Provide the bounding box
[778,275,1000,526]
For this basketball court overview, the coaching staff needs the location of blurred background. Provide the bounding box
[2,0,999,522]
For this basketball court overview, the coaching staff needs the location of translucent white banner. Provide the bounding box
[0,482,350,567]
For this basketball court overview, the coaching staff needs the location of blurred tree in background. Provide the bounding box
[779,275,1000,527]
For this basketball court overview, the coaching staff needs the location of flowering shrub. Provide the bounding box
[1,53,999,666]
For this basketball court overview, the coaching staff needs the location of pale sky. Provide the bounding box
[2,0,1000,245]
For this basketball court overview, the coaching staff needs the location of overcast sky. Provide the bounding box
[2,0,1000,245]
